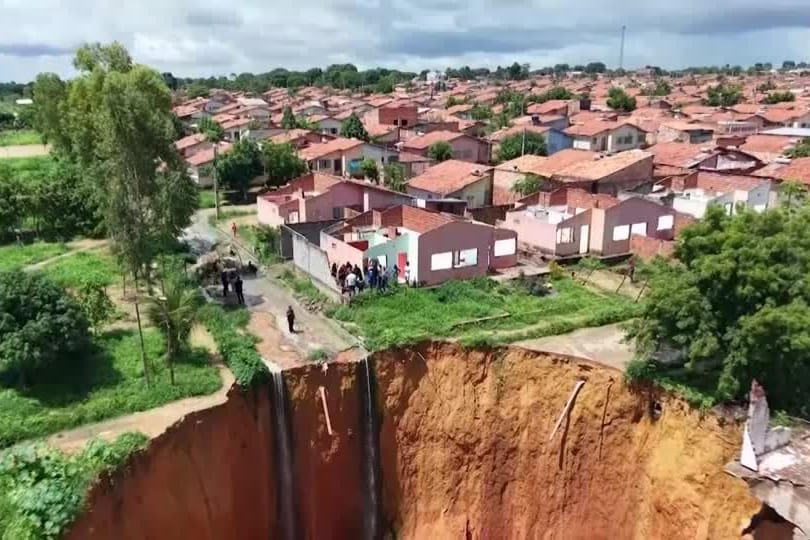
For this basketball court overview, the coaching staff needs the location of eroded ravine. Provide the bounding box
[66,343,762,540]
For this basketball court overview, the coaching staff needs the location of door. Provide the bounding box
[579,224,589,254]
[397,252,407,277]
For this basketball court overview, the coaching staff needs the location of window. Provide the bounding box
[494,238,516,257]
[453,248,478,268]
[637,133,644,143]
[657,215,674,230]
[466,195,476,205]
[612,224,630,241]
[401,119,408,127]
[430,252,453,270]
[318,159,331,170]
[332,207,343,219]
[630,222,647,237]
[556,227,573,244]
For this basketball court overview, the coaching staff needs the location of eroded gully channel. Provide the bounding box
[66,342,767,540]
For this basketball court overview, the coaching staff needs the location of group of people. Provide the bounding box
[331,259,412,297]
[220,267,245,305]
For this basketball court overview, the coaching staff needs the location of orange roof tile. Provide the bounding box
[556,150,653,181]
[402,130,466,150]
[298,138,364,161]
[407,159,492,196]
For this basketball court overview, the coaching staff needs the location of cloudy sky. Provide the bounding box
[2,0,810,81]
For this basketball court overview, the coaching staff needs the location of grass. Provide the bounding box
[328,277,640,350]
[0,130,42,147]
[207,208,254,227]
[39,249,119,288]
[0,155,55,182]
[0,329,222,448]
[0,242,69,272]
[198,190,217,209]
[279,269,330,304]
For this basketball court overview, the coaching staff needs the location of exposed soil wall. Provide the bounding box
[66,343,762,540]
[374,343,761,540]
[66,385,277,540]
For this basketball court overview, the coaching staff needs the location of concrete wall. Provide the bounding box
[606,125,647,153]
[447,136,490,164]
[630,234,675,259]
[320,231,365,270]
[364,188,413,212]
[500,210,557,254]
[597,198,675,256]
[742,183,771,212]
[292,232,341,292]
[547,130,574,155]
[379,106,418,127]
[450,175,493,209]
[364,233,414,277]
[280,220,340,259]
[416,221,515,286]
[467,205,511,225]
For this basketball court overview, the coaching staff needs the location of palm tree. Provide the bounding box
[147,275,202,385]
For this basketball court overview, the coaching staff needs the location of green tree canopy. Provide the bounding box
[0,272,90,386]
[704,84,743,107]
[607,87,637,112]
[763,91,795,104]
[339,112,370,141]
[360,157,379,183]
[382,163,407,192]
[786,138,810,158]
[216,139,263,199]
[261,142,308,187]
[198,116,224,142]
[495,131,547,163]
[281,106,297,129]
[511,174,546,197]
[627,203,810,415]
[427,141,453,162]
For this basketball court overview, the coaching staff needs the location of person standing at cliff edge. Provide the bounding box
[286,306,296,333]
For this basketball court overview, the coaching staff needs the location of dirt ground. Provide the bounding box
[515,323,634,371]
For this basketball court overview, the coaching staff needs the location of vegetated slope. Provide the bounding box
[374,343,760,539]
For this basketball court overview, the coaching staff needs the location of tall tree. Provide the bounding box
[382,163,407,192]
[216,139,263,200]
[496,132,547,163]
[626,203,810,416]
[281,106,297,130]
[607,87,637,112]
[511,174,546,197]
[428,141,453,162]
[339,112,370,141]
[261,142,308,187]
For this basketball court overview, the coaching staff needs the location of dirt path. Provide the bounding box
[25,238,108,271]
[514,323,634,371]
[46,325,233,452]
[0,144,49,158]
[573,269,645,299]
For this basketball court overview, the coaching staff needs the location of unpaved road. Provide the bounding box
[0,144,49,159]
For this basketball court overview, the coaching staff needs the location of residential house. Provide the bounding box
[657,121,716,144]
[321,205,517,286]
[397,152,433,179]
[186,142,232,187]
[401,130,491,164]
[375,102,419,128]
[175,133,209,158]
[499,189,676,258]
[739,134,798,163]
[266,129,331,149]
[527,100,571,116]
[648,142,763,175]
[406,159,494,208]
[760,107,810,128]
[257,172,413,226]
[752,157,810,186]
[564,121,648,153]
[492,154,552,205]
[312,115,342,136]
[662,171,772,218]
[499,188,619,256]
[550,150,654,195]
[298,137,398,177]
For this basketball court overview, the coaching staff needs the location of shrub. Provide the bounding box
[0,433,147,539]
[0,272,90,385]
[199,304,267,386]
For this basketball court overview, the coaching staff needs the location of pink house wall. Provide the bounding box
[364,188,412,212]
[320,231,365,269]
[449,136,491,164]
[417,221,514,286]
[499,211,558,254]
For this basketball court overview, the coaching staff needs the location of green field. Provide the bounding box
[40,249,119,287]
[329,277,640,350]
[198,190,217,209]
[0,242,69,271]
[0,130,42,146]
[0,155,54,182]
[0,329,222,448]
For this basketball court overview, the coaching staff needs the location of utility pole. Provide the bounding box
[619,25,626,71]
[213,143,220,220]
[521,129,526,156]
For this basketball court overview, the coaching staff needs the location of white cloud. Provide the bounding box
[1,0,810,81]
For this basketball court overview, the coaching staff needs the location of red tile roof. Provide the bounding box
[186,142,232,166]
[402,130,466,150]
[298,137,364,161]
[647,142,705,167]
[556,150,652,181]
[406,159,492,196]
[175,133,206,151]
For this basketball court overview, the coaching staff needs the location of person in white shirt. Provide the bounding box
[404,261,411,287]
[345,271,358,296]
